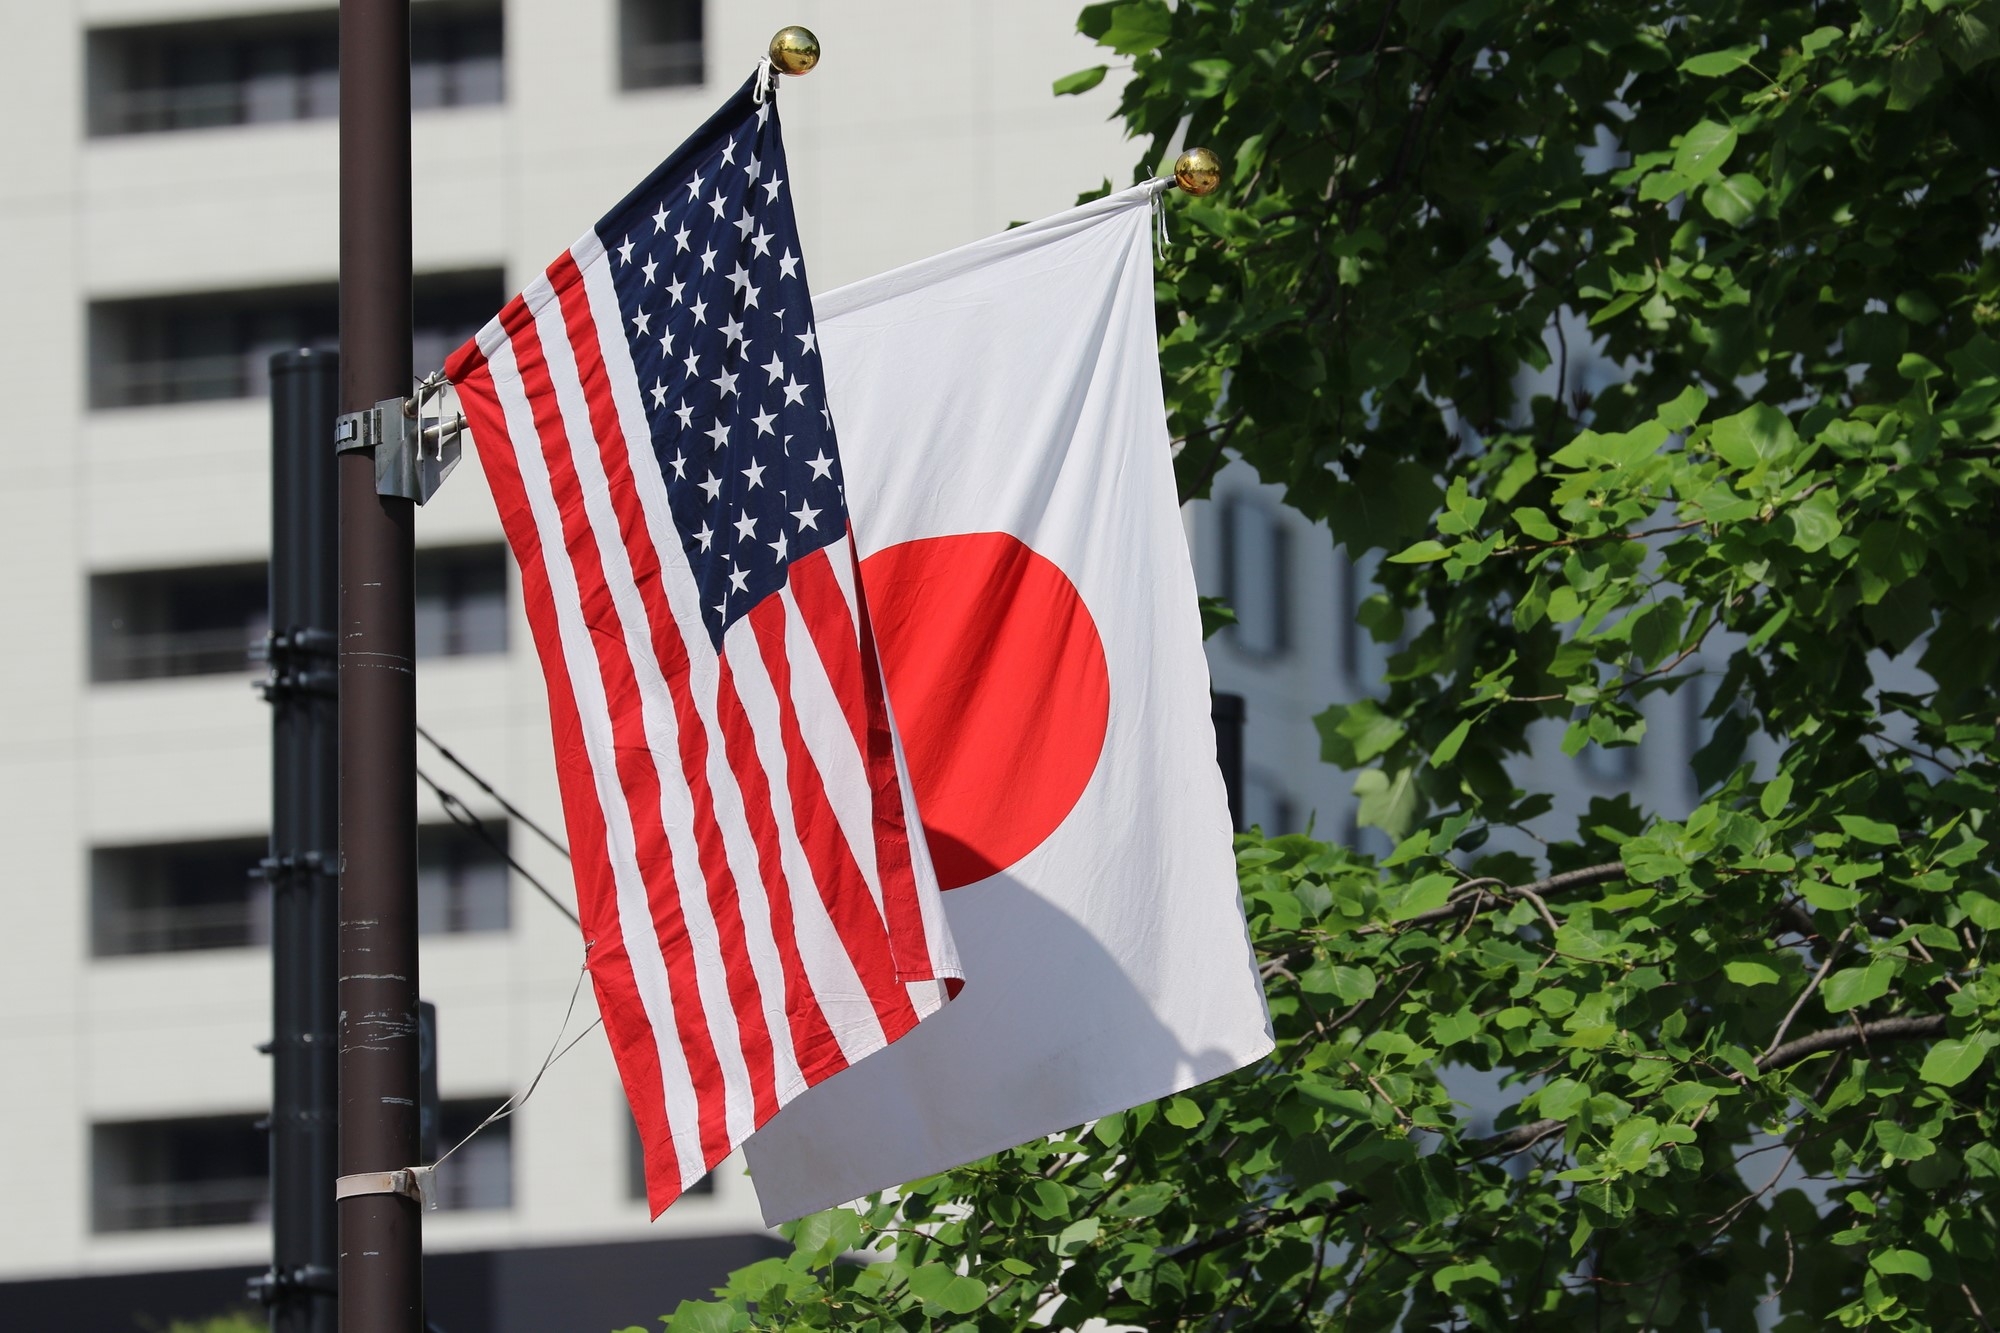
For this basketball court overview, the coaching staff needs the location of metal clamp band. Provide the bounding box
[334,1166,435,1209]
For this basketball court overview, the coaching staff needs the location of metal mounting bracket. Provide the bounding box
[333,374,464,505]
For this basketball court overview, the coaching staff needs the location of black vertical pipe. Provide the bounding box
[264,349,341,1333]
[337,1,422,1329]
[1212,691,1245,833]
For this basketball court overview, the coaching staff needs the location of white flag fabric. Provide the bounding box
[742,182,1274,1223]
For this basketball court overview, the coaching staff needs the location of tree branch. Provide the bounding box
[1756,1014,1947,1071]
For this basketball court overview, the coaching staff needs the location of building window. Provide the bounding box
[1218,495,1290,659]
[86,2,502,138]
[619,0,705,91]
[88,269,502,410]
[433,1099,513,1210]
[90,562,267,683]
[418,821,511,934]
[416,544,510,658]
[89,544,505,685]
[92,1114,267,1232]
[91,837,269,957]
[625,1104,713,1202]
[91,824,507,959]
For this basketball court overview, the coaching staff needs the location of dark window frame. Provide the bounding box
[617,0,705,91]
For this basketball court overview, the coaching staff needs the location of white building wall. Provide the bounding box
[0,0,1131,1284]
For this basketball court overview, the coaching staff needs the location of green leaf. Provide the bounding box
[1800,879,1862,911]
[1700,173,1766,226]
[1708,403,1800,469]
[1889,42,1944,110]
[1053,1217,1102,1256]
[1514,506,1559,541]
[1389,539,1450,563]
[1094,2,1172,55]
[1871,1248,1934,1281]
[1919,1034,1997,1088]
[1680,45,1759,77]
[1328,964,1378,1004]
[1053,65,1110,96]
[1760,772,1795,819]
[1821,958,1896,1011]
[665,1300,748,1333]
[1943,8,2000,70]
[1836,814,1901,846]
[1540,1077,1590,1119]
[1725,959,1781,987]
[1789,492,1841,553]
[1431,718,1474,766]
[789,1208,864,1264]
[1354,766,1419,839]
[1876,1120,1937,1161]
[907,1264,989,1315]
[1163,1096,1204,1128]
[1316,699,1406,767]
[1672,119,1739,183]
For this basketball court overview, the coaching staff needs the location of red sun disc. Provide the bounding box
[859,532,1111,890]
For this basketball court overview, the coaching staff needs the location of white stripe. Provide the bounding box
[577,252,809,1103]
[883,678,961,980]
[529,277,760,1151]
[777,569,887,915]
[724,611,891,1061]
[484,330,707,1181]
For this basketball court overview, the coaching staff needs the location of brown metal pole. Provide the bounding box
[336,1,421,1330]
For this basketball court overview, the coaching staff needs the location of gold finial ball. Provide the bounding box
[1173,146,1223,196]
[769,26,821,76]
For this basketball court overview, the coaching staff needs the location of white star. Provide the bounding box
[778,249,800,279]
[652,202,670,232]
[713,599,728,617]
[734,512,758,541]
[617,234,636,264]
[693,521,714,550]
[781,376,806,406]
[669,450,688,479]
[797,327,817,355]
[674,224,691,253]
[751,228,774,258]
[700,246,717,273]
[746,154,762,183]
[729,566,750,594]
[690,297,708,325]
[734,211,755,240]
[682,350,700,379]
[705,420,731,450]
[708,190,727,219]
[685,170,705,201]
[641,255,658,283]
[631,308,652,336]
[720,314,745,346]
[743,458,768,487]
[699,473,723,502]
[768,530,789,561]
[756,102,770,128]
[649,378,668,408]
[657,328,674,357]
[763,175,784,203]
[750,408,776,437]
[742,284,762,311]
[807,451,834,481]
[753,352,781,384]
[674,402,694,429]
[720,135,738,166]
[791,501,821,531]
[726,264,750,294]
[820,404,832,427]
[712,367,739,397]
[667,275,685,304]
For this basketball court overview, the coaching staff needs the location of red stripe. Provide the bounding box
[504,303,735,1171]
[453,344,685,1213]
[792,544,937,981]
[712,657,850,1087]
[549,254,782,1129]
[746,588,921,1037]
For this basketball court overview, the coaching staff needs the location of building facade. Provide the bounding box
[0,2,1130,1327]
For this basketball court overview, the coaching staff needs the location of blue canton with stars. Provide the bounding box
[599,75,847,649]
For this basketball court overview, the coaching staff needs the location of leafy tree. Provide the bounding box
[648,0,2000,1327]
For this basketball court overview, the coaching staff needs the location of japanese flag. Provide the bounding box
[742,183,1273,1221]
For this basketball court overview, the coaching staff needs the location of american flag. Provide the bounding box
[445,74,962,1212]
